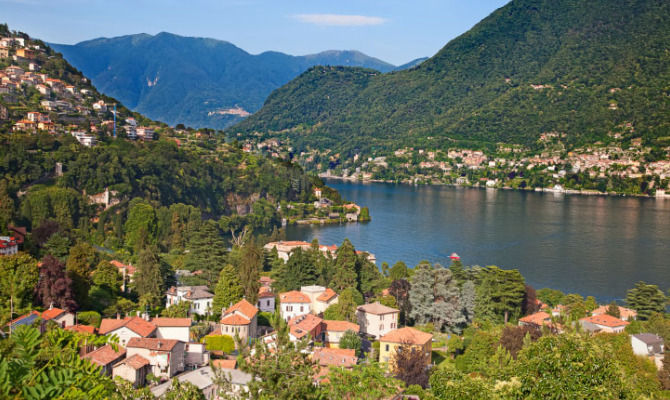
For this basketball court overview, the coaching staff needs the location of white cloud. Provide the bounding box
[293,14,387,27]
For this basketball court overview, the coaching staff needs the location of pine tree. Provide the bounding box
[213,265,243,316]
[408,262,435,325]
[65,242,97,307]
[35,255,77,311]
[330,239,358,291]
[239,242,261,304]
[432,267,465,333]
[605,301,621,318]
[390,279,412,325]
[461,280,476,324]
[184,220,227,287]
[133,246,164,308]
[625,281,667,320]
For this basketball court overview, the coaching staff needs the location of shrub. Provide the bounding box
[204,335,235,353]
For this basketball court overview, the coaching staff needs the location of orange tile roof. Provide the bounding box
[580,314,629,328]
[220,314,251,326]
[115,354,150,370]
[279,290,310,304]
[99,317,156,337]
[591,305,637,319]
[323,320,360,333]
[380,327,433,345]
[357,302,399,315]
[289,314,323,339]
[258,287,274,298]
[519,311,551,326]
[83,345,126,366]
[41,307,67,321]
[316,288,338,302]
[312,347,357,367]
[126,337,180,351]
[212,359,237,369]
[151,317,192,327]
[66,324,97,335]
[225,299,259,320]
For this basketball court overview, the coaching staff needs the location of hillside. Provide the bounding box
[232,0,670,157]
[50,33,400,129]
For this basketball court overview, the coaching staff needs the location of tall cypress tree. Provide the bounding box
[239,242,262,304]
[184,220,227,287]
[133,246,164,308]
[330,239,358,291]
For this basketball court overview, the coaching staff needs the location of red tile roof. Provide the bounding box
[580,314,629,328]
[289,314,323,339]
[41,307,67,321]
[312,347,357,368]
[151,318,192,327]
[225,299,258,320]
[110,260,136,276]
[212,359,237,369]
[115,354,150,370]
[380,327,433,346]
[258,287,274,298]
[279,290,310,304]
[519,311,552,326]
[83,345,126,366]
[66,324,97,335]
[220,314,251,326]
[591,305,637,320]
[126,337,180,352]
[99,317,156,337]
[316,288,338,302]
[323,320,360,333]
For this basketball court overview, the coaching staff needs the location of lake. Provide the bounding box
[286,181,670,302]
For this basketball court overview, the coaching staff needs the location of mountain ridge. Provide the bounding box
[50,33,416,129]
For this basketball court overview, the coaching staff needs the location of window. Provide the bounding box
[385,344,389,351]
[379,324,384,331]
[380,314,384,321]
[267,300,270,306]
[300,306,304,312]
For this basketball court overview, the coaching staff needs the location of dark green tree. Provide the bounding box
[213,264,244,316]
[339,329,362,356]
[330,239,358,291]
[133,246,164,308]
[65,242,97,307]
[626,281,667,320]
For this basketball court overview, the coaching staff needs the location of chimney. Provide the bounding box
[49,302,54,310]
[116,313,121,320]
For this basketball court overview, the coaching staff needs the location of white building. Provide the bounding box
[631,333,664,356]
[579,314,629,333]
[356,302,400,339]
[166,286,214,316]
[279,290,311,321]
[299,286,339,315]
[126,337,185,378]
[99,316,157,347]
[136,127,154,140]
[257,287,275,313]
[152,317,191,343]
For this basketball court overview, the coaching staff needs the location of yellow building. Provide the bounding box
[379,327,432,371]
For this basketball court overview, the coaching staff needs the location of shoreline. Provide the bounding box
[319,174,666,199]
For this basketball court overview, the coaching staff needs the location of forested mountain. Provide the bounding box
[50,33,402,129]
[232,0,670,156]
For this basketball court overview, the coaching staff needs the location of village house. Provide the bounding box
[136,127,154,140]
[257,286,275,313]
[112,354,150,388]
[379,327,433,371]
[0,236,19,255]
[579,314,629,333]
[279,290,311,321]
[110,260,135,292]
[591,305,637,321]
[6,306,75,333]
[83,345,126,376]
[220,299,259,344]
[518,311,552,328]
[151,366,223,399]
[41,305,75,329]
[631,333,664,357]
[300,286,339,315]
[312,347,358,384]
[99,316,157,346]
[288,314,324,343]
[356,302,400,339]
[89,188,121,210]
[125,337,185,378]
[165,286,214,316]
[322,320,360,348]
[151,317,191,343]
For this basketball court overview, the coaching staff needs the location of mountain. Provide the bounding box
[231,0,670,156]
[393,57,428,71]
[50,33,398,129]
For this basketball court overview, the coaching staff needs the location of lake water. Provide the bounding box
[286,181,670,302]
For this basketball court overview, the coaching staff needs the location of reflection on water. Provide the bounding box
[286,181,670,302]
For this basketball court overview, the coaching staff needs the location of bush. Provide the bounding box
[204,335,235,353]
[77,311,102,328]
[257,311,273,327]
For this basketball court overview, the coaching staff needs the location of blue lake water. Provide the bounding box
[286,180,670,302]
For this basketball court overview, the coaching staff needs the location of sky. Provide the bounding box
[0,0,509,65]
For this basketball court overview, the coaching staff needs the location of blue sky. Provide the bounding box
[0,0,509,65]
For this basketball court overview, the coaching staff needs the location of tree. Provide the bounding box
[238,241,262,304]
[659,343,670,390]
[321,363,401,400]
[562,293,587,320]
[212,265,243,316]
[77,311,101,327]
[626,281,667,320]
[536,288,565,307]
[184,220,227,287]
[339,329,362,356]
[606,301,621,318]
[498,325,542,358]
[475,266,525,323]
[409,262,435,325]
[0,180,14,232]
[0,253,39,323]
[330,239,358,291]
[32,219,61,247]
[272,247,318,292]
[323,287,361,322]
[584,296,598,312]
[35,255,77,311]
[461,280,476,324]
[433,267,466,333]
[124,199,157,252]
[389,261,409,280]
[133,246,164,308]
[163,379,206,400]
[390,279,411,324]
[358,256,384,298]
[392,344,430,388]
[521,285,540,315]
[41,233,71,261]
[65,242,97,307]
[161,300,191,318]
[92,261,122,294]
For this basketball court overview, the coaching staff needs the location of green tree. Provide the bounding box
[0,180,15,232]
[163,378,207,400]
[330,239,358,291]
[323,287,362,323]
[563,293,587,320]
[77,310,102,327]
[321,363,401,400]
[606,301,621,318]
[212,265,244,316]
[133,246,164,309]
[184,220,227,287]
[92,260,122,294]
[536,288,565,308]
[161,300,191,318]
[584,296,598,312]
[475,266,525,323]
[272,247,318,292]
[409,262,435,325]
[0,253,39,323]
[339,329,362,356]
[42,233,71,261]
[389,261,409,280]
[124,199,157,252]
[625,281,667,320]
[238,241,262,304]
[357,206,371,222]
[65,242,97,307]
